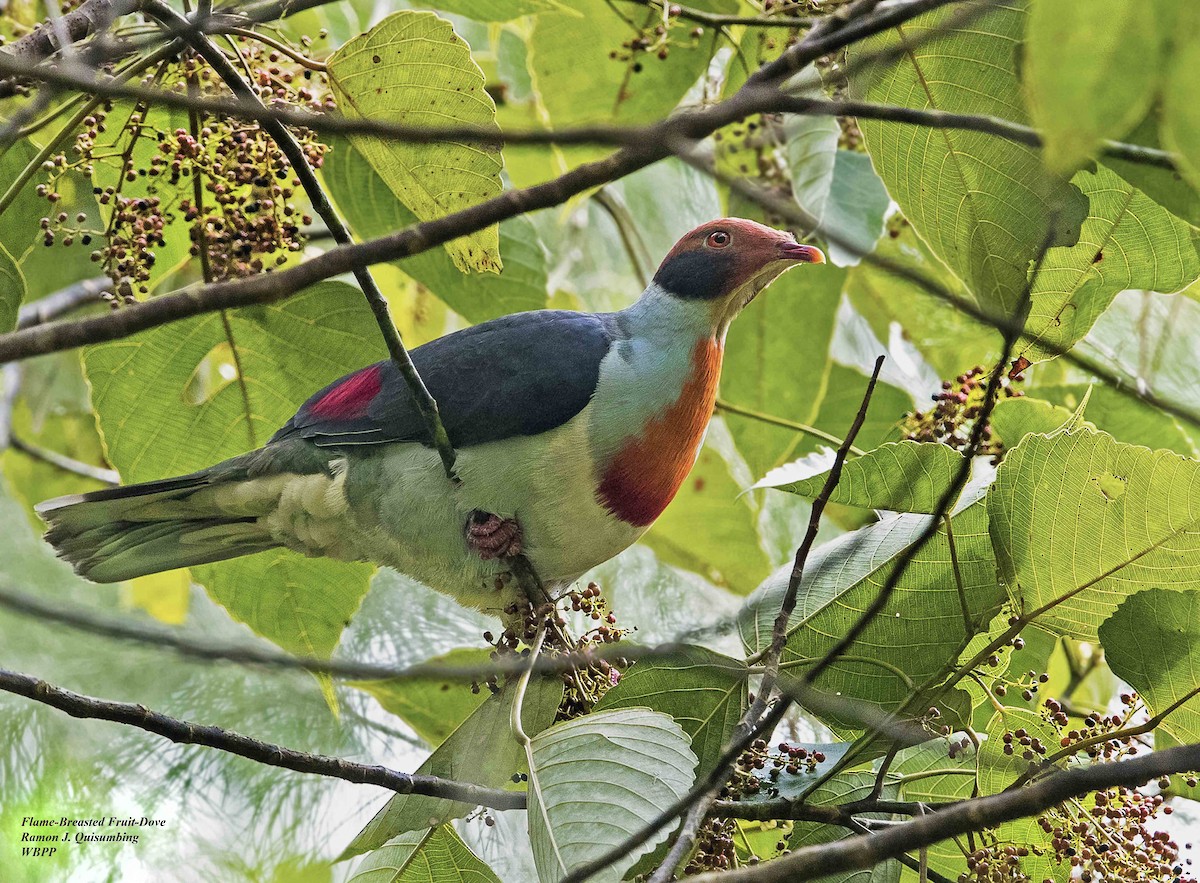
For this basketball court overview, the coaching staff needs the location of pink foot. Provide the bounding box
[466,511,523,560]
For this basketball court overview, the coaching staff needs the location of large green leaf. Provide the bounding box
[344,676,562,858]
[349,825,500,883]
[0,242,25,334]
[327,11,503,273]
[349,647,492,747]
[1026,384,1198,457]
[851,1,1086,317]
[739,499,1003,727]
[756,440,965,515]
[593,645,746,776]
[988,426,1200,638]
[644,424,773,594]
[526,708,697,883]
[324,137,546,323]
[1017,165,1200,364]
[1024,0,1161,173]
[1163,4,1200,195]
[1100,589,1200,745]
[526,0,713,130]
[844,231,1001,379]
[721,264,844,478]
[82,282,383,657]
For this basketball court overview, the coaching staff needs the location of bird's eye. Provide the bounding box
[706,230,731,248]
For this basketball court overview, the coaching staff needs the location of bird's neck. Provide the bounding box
[589,285,725,527]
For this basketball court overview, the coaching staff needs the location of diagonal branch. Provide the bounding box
[0,666,525,809]
[681,740,1200,882]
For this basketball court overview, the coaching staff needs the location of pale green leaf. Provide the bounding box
[1162,5,1200,195]
[851,1,1087,317]
[1024,0,1161,173]
[739,500,1003,727]
[988,427,1200,638]
[1100,589,1200,745]
[349,647,492,747]
[892,737,977,880]
[1025,383,1198,457]
[324,136,547,323]
[349,826,500,883]
[990,397,1078,450]
[1018,165,1200,364]
[0,242,26,334]
[977,707,1059,795]
[526,708,697,883]
[83,283,384,657]
[327,12,503,273]
[787,116,889,266]
[343,676,562,858]
[594,644,746,776]
[756,440,965,515]
[721,264,844,477]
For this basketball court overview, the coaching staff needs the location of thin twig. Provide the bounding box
[8,435,119,484]
[716,399,867,455]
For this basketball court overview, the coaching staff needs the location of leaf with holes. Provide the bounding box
[1100,589,1200,745]
[739,499,1003,729]
[526,708,697,883]
[594,645,746,776]
[988,427,1200,639]
[82,282,384,658]
[327,11,503,273]
[1017,165,1200,364]
[850,1,1087,317]
[349,825,500,883]
[343,676,562,859]
[755,440,965,515]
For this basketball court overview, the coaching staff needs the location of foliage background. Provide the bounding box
[1,0,1200,880]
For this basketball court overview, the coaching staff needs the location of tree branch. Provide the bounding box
[0,666,525,809]
[0,0,142,66]
[683,741,1200,882]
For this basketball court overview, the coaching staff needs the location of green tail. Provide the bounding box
[37,469,281,583]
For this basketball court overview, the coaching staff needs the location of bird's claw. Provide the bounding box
[466,510,523,560]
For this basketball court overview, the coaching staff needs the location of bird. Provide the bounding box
[38,219,825,619]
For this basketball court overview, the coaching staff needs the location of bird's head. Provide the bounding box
[650,218,825,333]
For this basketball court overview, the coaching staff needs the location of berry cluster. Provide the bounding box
[961,693,1195,882]
[902,365,1025,461]
[567,582,629,647]
[606,5,703,68]
[35,32,331,298]
[723,738,829,802]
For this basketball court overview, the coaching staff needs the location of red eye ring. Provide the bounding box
[706,230,731,248]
